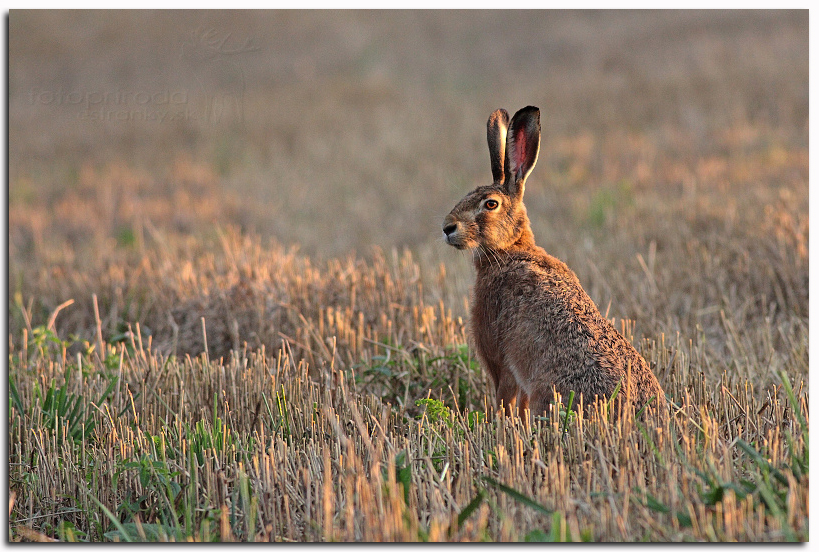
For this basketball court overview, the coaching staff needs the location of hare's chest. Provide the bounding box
[471,269,537,345]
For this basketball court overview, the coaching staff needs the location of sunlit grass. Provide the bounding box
[8,228,808,540]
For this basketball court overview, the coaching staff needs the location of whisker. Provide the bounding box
[481,244,490,268]
[485,244,501,270]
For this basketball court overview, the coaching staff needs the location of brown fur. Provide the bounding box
[443,106,666,422]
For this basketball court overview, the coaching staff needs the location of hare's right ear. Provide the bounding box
[487,108,510,184]
[504,106,541,199]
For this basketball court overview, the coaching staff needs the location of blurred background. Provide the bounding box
[9,10,808,359]
[9,10,807,255]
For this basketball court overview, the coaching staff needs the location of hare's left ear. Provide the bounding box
[504,106,541,198]
[487,108,510,184]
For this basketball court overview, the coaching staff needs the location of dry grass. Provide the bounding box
[7,326,809,541]
[8,10,808,542]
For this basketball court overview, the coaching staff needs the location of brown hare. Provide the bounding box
[442,106,666,422]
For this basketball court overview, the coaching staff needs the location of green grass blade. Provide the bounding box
[561,390,575,436]
[456,489,485,528]
[42,380,56,412]
[778,370,808,448]
[481,476,552,516]
[95,375,119,405]
[608,378,623,420]
[635,395,656,419]
[609,378,622,404]
[9,377,25,415]
[86,493,134,542]
[56,381,69,416]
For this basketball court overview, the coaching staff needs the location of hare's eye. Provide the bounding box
[484,199,499,210]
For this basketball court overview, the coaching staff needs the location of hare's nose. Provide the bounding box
[443,222,458,237]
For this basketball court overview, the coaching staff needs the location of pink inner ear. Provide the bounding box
[513,127,527,170]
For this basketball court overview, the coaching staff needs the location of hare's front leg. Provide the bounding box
[495,372,520,416]
[527,386,558,418]
[516,390,530,417]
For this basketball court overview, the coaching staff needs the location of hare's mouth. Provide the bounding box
[444,234,474,250]
[444,234,461,248]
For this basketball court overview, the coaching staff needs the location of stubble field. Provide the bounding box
[8,10,809,541]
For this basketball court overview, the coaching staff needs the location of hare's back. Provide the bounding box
[479,252,641,373]
[490,251,593,320]
[516,253,663,406]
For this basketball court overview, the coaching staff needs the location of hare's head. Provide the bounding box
[442,106,541,253]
